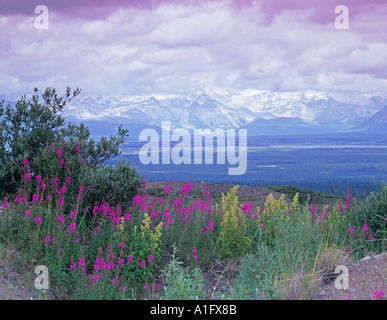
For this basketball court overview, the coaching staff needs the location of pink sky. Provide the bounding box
[1,0,387,97]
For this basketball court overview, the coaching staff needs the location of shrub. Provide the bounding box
[84,159,143,211]
[267,185,312,204]
[0,87,142,209]
[160,245,207,300]
[348,182,387,253]
[0,87,80,194]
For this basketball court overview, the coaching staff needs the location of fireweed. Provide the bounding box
[0,148,377,300]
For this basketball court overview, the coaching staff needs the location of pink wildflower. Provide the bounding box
[77,185,85,202]
[192,247,198,260]
[68,221,76,233]
[124,213,131,223]
[93,226,100,236]
[204,220,214,233]
[57,149,63,158]
[373,290,385,300]
[32,194,39,204]
[24,173,31,182]
[1,197,9,211]
[69,262,76,272]
[78,258,87,274]
[180,182,192,197]
[163,186,172,195]
[57,215,65,229]
[57,196,64,209]
[91,274,99,285]
[58,158,65,169]
[44,236,50,245]
[35,216,42,226]
[147,255,155,266]
[133,195,144,206]
[52,177,59,189]
[22,158,29,168]
[14,195,26,205]
[70,209,78,220]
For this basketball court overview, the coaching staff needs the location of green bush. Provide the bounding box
[348,182,387,252]
[0,87,142,208]
[0,87,79,195]
[160,245,207,300]
[84,159,143,210]
[266,185,341,205]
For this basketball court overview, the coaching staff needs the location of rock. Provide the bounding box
[360,256,371,262]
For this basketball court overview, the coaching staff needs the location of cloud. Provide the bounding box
[0,0,386,98]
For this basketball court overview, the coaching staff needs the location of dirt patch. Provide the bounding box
[0,255,36,300]
[316,253,387,300]
[201,259,240,300]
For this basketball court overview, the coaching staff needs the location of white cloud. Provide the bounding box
[0,1,386,98]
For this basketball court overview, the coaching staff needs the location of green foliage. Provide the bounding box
[160,245,207,300]
[84,159,143,210]
[0,87,142,208]
[232,248,278,300]
[0,87,79,194]
[348,182,387,252]
[233,216,326,300]
[217,186,249,258]
[267,185,342,205]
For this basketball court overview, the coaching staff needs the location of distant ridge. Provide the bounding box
[352,105,387,133]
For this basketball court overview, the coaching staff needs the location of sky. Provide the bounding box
[1,0,387,98]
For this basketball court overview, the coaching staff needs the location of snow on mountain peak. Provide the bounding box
[63,89,386,131]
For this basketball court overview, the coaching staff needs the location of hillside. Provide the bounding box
[146,181,291,204]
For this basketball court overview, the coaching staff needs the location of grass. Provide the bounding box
[266,185,346,205]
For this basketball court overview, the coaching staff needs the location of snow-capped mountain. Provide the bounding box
[62,89,387,134]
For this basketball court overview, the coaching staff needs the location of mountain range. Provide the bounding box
[60,89,387,137]
[2,89,387,136]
